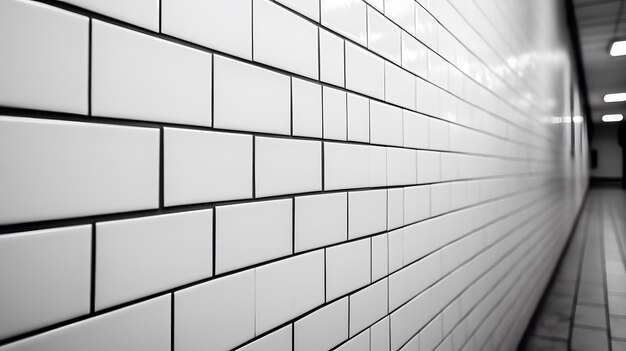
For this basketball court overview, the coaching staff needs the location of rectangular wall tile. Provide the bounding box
[255,137,322,197]
[295,192,348,252]
[216,199,292,274]
[0,116,159,225]
[349,278,388,336]
[320,29,345,87]
[164,128,253,206]
[324,142,370,190]
[294,298,349,351]
[62,0,158,31]
[367,7,401,64]
[96,210,213,309]
[349,189,388,239]
[92,20,212,126]
[326,239,371,300]
[292,78,323,138]
[0,0,88,114]
[214,55,291,134]
[370,101,403,147]
[346,42,385,100]
[321,0,367,45]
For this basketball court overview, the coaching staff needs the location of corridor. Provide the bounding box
[521,186,626,350]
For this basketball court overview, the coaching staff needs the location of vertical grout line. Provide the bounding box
[90,223,96,314]
[345,91,349,141]
[324,249,327,303]
[292,198,296,254]
[343,40,347,88]
[346,193,350,241]
[321,142,325,191]
[212,209,217,277]
[370,237,373,283]
[347,296,351,337]
[159,0,162,33]
[171,292,175,351]
[211,55,215,128]
[251,0,254,61]
[160,127,165,208]
[252,136,256,198]
[88,18,92,117]
[291,322,295,350]
[290,78,294,136]
[317,27,322,82]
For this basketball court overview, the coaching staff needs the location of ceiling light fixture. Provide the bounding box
[604,92,626,102]
[610,40,626,56]
[602,114,624,122]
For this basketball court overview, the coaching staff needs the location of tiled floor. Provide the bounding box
[521,186,626,351]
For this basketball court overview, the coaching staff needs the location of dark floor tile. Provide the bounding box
[549,279,576,297]
[578,282,605,305]
[574,304,607,328]
[609,294,626,316]
[523,336,567,351]
[613,339,626,351]
[611,317,626,339]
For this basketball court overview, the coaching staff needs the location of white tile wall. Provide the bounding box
[92,20,212,126]
[253,0,319,79]
[295,192,348,252]
[294,298,349,351]
[162,0,252,59]
[0,0,88,114]
[0,117,159,225]
[216,199,292,274]
[255,137,322,197]
[0,0,589,350]
[214,55,291,134]
[0,226,91,339]
[95,210,213,309]
[175,270,255,351]
[164,128,253,206]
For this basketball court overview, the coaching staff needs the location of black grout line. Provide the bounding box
[87,19,92,117]
[292,199,296,254]
[90,223,96,313]
[212,209,217,277]
[211,55,215,127]
[159,127,165,208]
[170,292,175,351]
[252,136,256,199]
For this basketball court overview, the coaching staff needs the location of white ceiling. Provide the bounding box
[574,0,626,124]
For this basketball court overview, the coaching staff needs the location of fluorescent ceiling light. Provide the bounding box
[604,92,626,102]
[573,116,584,123]
[602,114,624,122]
[610,40,626,56]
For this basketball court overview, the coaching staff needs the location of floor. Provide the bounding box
[520,185,626,350]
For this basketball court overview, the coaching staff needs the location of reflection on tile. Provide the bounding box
[610,317,626,339]
[525,336,567,351]
[609,294,626,316]
[534,310,571,340]
[608,274,626,294]
[578,283,605,305]
[574,304,606,328]
[571,327,609,351]
[613,339,626,351]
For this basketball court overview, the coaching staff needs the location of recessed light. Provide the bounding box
[610,40,626,56]
[573,116,584,123]
[604,93,626,102]
[602,114,624,122]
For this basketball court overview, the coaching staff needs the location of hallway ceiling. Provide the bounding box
[573,0,626,124]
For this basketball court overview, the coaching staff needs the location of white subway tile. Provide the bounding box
[276,0,319,21]
[321,0,367,45]
[323,87,348,140]
[326,239,371,300]
[0,0,88,114]
[256,251,325,334]
[92,20,212,126]
[372,234,389,281]
[367,7,401,64]
[216,199,292,273]
[214,55,291,134]
[403,110,430,149]
[417,151,441,183]
[95,210,213,310]
[387,188,404,230]
[364,0,384,12]
[416,5,438,50]
[346,42,385,100]
[428,51,449,90]
[320,29,345,87]
[254,0,319,79]
[404,185,431,224]
[62,0,158,31]
[347,93,370,142]
[237,325,292,351]
[431,183,451,216]
[325,142,371,190]
[402,32,428,78]
[430,118,450,151]
[385,62,416,110]
[416,78,441,117]
[292,78,323,138]
[420,315,443,351]
[0,226,90,339]
[388,251,441,310]
[385,0,415,34]
[295,193,348,252]
[387,147,417,186]
[388,228,404,273]
[350,278,388,336]
[175,270,255,351]
[294,298,349,351]
[370,101,403,147]
[390,290,432,350]
[0,116,159,225]
[349,190,387,239]
[164,128,252,206]
[336,329,371,351]
[1,296,170,351]
[370,146,388,187]
[162,0,252,59]
[371,317,391,351]
[256,137,322,197]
